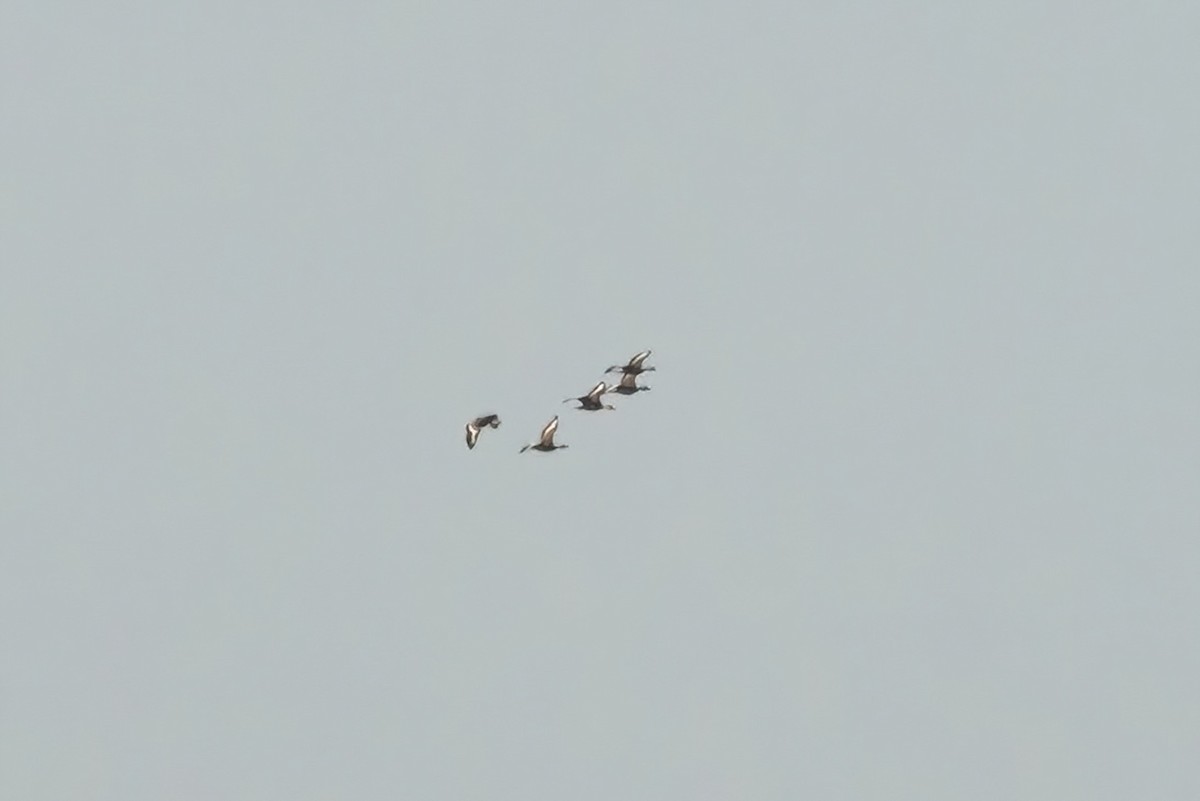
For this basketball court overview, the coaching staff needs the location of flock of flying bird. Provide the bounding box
[465,349,656,453]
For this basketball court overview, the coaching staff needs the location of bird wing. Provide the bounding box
[629,349,651,368]
[539,416,559,446]
[465,423,479,449]
[586,381,607,400]
[618,371,637,389]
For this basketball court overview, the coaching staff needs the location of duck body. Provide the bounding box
[609,372,650,396]
[465,414,501,449]
[605,349,656,376]
[563,381,615,411]
[520,415,568,453]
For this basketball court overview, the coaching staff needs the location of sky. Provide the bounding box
[2,2,1198,799]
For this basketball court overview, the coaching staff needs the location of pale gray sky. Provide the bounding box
[3,3,1198,799]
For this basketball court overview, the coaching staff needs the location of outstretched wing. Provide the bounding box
[539,416,559,446]
[629,349,651,369]
[465,423,480,449]
[586,381,607,401]
[618,371,637,389]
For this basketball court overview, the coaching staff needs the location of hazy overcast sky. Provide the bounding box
[3,3,1198,800]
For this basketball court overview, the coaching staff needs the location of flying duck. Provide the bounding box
[605,349,655,376]
[519,415,568,453]
[464,414,501,449]
[563,381,615,411]
[608,371,651,395]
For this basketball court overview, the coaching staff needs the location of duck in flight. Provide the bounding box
[563,381,615,411]
[464,414,501,449]
[519,415,568,453]
[605,349,655,376]
[608,371,650,396]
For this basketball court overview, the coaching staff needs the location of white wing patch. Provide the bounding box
[540,416,559,445]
